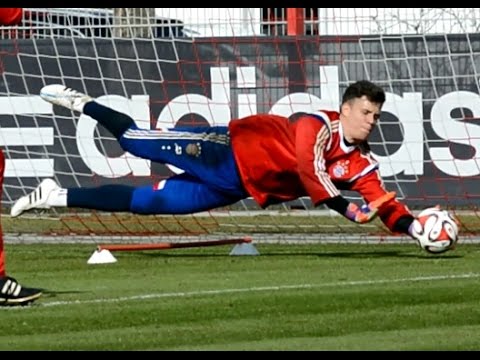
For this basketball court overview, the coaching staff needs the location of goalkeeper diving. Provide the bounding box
[11,80,451,253]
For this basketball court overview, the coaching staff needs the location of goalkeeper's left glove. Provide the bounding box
[344,191,396,224]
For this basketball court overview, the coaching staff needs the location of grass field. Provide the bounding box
[1,242,480,350]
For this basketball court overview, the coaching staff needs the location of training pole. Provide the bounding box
[97,236,252,252]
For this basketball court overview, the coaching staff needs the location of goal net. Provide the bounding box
[1,8,479,243]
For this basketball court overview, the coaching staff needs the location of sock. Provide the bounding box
[83,102,135,140]
[67,185,134,212]
[46,188,68,207]
[393,215,415,235]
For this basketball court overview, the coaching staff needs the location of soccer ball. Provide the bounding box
[414,207,459,254]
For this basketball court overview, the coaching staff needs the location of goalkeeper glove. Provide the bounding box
[344,191,396,224]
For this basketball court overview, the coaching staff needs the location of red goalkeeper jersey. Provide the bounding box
[229,112,412,232]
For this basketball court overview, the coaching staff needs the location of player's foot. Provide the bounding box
[40,84,93,113]
[0,276,42,306]
[10,178,60,217]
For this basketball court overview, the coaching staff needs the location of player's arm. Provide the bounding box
[295,115,383,224]
[349,168,414,230]
[350,163,457,252]
[324,191,395,224]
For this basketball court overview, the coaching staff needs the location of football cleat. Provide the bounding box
[0,276,42,306]
[40,84,93,113]
[10,178,60,217]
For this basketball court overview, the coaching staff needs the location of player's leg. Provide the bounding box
[0,259,4,281]
[0,151,7,278]
[40,85,246,196]
[130,173,244,214]
[0,151,42,306]
[11,173,244,216]
[0,228,4,279]
[119,125,246,196]
[40,84,134,141]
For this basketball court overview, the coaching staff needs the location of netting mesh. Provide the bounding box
[1,8,479,242]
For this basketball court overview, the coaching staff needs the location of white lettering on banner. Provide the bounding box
[429,91,480,177]
[2,65,480,179]
[269,65,340,116]
[373,92,424,177]
[76,95,151,177]
[0,96,55,177]
[157,67,231,127]
[237,66,257,117]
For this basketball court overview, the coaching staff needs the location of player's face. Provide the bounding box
[341,96,382,144]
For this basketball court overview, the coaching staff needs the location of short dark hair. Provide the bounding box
[341,80,386,105]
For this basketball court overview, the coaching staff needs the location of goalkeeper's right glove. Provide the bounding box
[344,202,378,224]
[343,191,396,224]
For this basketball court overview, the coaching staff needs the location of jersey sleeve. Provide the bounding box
[295,115,341,205]
[350,169,413,233]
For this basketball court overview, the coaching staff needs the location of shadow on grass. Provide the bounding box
[313,251,462,259]
[123,249,463,260]
[39,289,89,298]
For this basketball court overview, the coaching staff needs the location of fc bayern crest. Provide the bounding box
[186,142,202,157]
[332,160,349,178]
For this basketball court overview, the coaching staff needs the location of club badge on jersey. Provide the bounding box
[327,148,378,183]
[332,160,350,178]
[186,143,202,157]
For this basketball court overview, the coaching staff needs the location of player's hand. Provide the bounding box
[344,202,377,223]
[344,191,396,224]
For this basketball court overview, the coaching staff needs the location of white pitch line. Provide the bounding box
[41,273,480,307]
[38,272,480,308]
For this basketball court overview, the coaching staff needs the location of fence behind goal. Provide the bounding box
[1,8,479,243]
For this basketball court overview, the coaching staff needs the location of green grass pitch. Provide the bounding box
[1,242,480,350]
